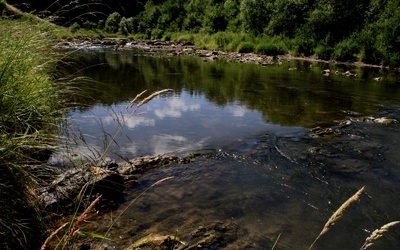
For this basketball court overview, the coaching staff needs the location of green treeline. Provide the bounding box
[7,0,400,67]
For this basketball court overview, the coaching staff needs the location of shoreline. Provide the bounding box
[55,37,398,71]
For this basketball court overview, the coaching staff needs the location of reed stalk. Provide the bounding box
[308,186,365,249]
[360,221,400,250]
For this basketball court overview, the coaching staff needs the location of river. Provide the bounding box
[52,48,400,249]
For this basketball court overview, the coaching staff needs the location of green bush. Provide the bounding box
[177,33,194,42]
[292,26,316,56]
[161,33,172,41]
[105,12,122,33]
[237,41,255,53]
[118,17,129,35]
[151,28,164,39]
[332,38,359,62]
[97,20,105,30]
[134,33,149,40]
[83,20,96,30]
[69,22,80,33]
[256,42,287,56]
[212,32,233,50]
[314,42,333,60]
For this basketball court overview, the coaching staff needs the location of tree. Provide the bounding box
[105,12,122,33]
[267,0,310,37]
[240,0,274,36]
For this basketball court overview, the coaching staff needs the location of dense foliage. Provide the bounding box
[7,0,400,66]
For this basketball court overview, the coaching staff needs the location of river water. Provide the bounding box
[53,48,400,249]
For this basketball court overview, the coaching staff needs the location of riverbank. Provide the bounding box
[0,18,64,249]
[56,38,399,71]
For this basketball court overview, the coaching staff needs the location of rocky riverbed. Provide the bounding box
[55,38,392,69]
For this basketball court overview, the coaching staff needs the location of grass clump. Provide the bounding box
[237,41,256,53]
[256,42,287,56]
[0,18,63,249]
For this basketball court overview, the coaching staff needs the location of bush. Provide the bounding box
[177,33,194,42]
[83,20,96,30]
[151,28,164,39]
[237,41,255,53]
[97,20,105,30]
[161,33,172,41]
[292,25,316,56]
[118,17,129,35]
[332,38,359,62]
[314,42,333,60]
[256,42,287,56]
[213,32,229,49]
[69,22,80,33]
[105,12,122,33]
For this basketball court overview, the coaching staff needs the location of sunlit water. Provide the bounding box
[53,49,400,249]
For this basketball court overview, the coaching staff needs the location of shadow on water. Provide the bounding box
[55,49,400,249]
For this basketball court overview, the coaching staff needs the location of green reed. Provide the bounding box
[0,17,63,249]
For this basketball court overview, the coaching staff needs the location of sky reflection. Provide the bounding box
[54,90,287,163]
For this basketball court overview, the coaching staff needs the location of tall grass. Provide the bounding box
[0,18,63,249]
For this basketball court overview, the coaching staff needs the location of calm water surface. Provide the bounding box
[54,49,400,249]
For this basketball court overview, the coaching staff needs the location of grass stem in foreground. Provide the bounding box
[308,186,365,250]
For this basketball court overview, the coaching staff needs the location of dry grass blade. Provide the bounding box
[360,221,400,250]
[69,194,102,239]
[308,186,365,250]
[127,89,147,110]
[151,176,174,187]
[40,222,68,250]
[137,89,174,108]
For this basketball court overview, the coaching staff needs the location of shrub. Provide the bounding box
[97,20,105,30]
[332,38,359,62]
[105,12,122,33]
[177,33,195,42]
[237,41,255,53]
[256,42,287,56]
[161,33,172,41]
[314,43,333,60]
[292,25,316,56]
[151,28,164,39]
[69,22,80,33]
[212,32,234,50]
[83,20,96,30]
[118,17,129,35]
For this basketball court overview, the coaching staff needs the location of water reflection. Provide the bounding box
[54,49,400,249]
[56,50,400,162]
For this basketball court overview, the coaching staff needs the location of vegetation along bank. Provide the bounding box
[7,0,400,68]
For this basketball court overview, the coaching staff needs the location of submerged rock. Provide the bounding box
[310,126,337,137]
[359,116,398,124]
[126,221,240,250]
[38,166,124,213]
[39,153,209,214]
[128,233,185,250]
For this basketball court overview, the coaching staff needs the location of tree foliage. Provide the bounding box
[6,0,400,66]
